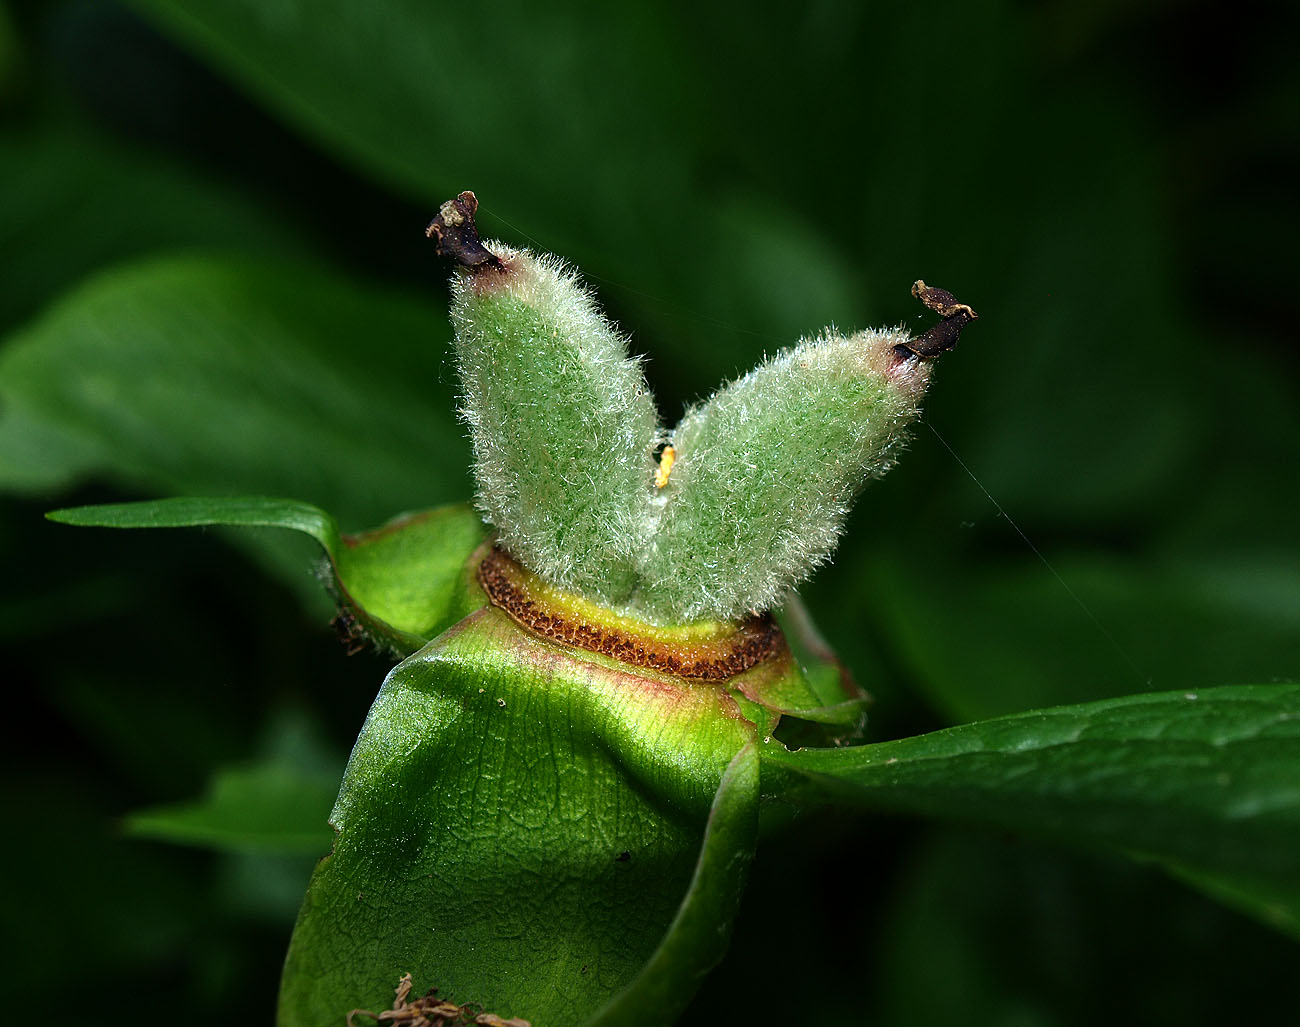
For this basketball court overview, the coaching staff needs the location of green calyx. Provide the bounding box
[431,191,974,627]
[280,519,861,1026]
[279,603,755,1027]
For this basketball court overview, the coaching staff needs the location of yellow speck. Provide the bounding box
[654,445,677,488]
[497,698,506,707]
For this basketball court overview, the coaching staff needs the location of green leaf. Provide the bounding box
[279,606,757,1027]
[123,707,346,937]
[125,759,339,854]
[123,707,343,854]
[0,119,310,332]
[0,254,469,526]
[588,744,758,1027]
[48,496,486,653]
[763,685,1300,936]
[47,496,341,549]
[123,0,865,387]
[126,0,700,255]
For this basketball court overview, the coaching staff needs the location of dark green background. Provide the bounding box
[2,0,1297,1023]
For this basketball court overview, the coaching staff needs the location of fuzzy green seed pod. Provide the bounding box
[431,194,660,605]
[633,329,932,624]
[429,194,975,627]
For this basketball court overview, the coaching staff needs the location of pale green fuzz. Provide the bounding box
[449,245,933,626]
[634,330,924,623]
[449,245,660,604]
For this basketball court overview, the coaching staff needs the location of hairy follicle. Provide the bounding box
[426,191,973,627]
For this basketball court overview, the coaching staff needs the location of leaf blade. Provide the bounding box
[122,708,345,855]
[47,496,341,552]
[124,762,339,855]
[763,684,1300,935]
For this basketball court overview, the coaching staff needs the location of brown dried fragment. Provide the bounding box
[425,191,505,271]
[332,607,369,656]
[897,279,978,359]
[348,973,532,1027]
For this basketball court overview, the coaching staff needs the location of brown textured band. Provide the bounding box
[477,546,781,681]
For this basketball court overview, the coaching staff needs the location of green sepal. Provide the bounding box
[765,595,870,729]
[278,606,758,1027]
[329,505,487,653]
[47,497,485,654]
[588,744,759,1026]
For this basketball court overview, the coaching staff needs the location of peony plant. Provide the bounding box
[49,193,1300,1027]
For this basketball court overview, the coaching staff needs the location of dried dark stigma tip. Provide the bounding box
[903,279,978,359]
[425,190,505,270]
[912,280,973,319]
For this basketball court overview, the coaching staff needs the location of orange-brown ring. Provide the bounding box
[477,546,780,681]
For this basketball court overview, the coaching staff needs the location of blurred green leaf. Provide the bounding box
[858,549,1300,723]
[48,496,486,652]
[216,851,325,925]
[280,607,756,1027]
[0,121,311,331]
[124,0,873,391]
[126,760,337,854]
[0,254,470,524]
[125,707,344,854]
[765,684,1300,936]
[127,0,699,257]
[873,830,1299,1027]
